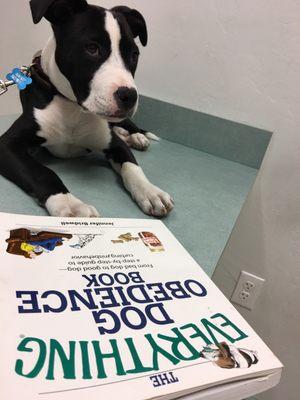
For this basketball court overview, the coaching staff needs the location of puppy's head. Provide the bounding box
[30,0,147,121]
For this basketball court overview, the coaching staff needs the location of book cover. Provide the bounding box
[0,212,282,399]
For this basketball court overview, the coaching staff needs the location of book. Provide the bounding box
[0,212,282,400]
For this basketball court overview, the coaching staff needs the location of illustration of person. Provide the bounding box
[29,237,64,252]
[20,242,43,259]
[6,228,73,258]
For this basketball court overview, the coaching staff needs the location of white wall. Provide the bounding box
[0,1,46,115]
[0,1,299,399]
[2,0,299,129]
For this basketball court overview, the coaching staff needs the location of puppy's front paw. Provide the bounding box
[128,133,150,151]
[45,193,100,218]
[134,184,174,217]
[113,126,159,151]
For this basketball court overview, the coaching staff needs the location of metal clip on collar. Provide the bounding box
[0,79,13,95]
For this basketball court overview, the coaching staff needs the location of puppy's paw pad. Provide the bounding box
[129,133,150,151]
[46,193,100,218]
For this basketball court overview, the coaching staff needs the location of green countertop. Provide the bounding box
[0,114,257,276]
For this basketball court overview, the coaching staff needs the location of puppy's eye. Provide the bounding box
[131,50,139,65]
[85,43,100,57]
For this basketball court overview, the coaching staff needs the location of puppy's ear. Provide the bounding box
[30,0,88,24]
[111,6,148,46]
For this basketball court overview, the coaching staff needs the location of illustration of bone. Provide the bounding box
[111,232,139,244]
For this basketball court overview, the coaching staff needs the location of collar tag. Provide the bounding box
[6,68,32,90]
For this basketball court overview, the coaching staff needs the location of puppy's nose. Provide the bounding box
[114,87,138,111]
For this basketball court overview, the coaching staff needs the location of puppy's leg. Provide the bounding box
[0,119,99,218]
[111,118,159,151]
[104,133,174,217]
[45,193,99,218]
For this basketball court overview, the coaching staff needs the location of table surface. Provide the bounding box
[0,114,257,276]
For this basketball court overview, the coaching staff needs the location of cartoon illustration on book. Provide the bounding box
[111,231,165,253]
[111,232,139,244]
[139,231,165,252]
[200,342,259,369]
[70,234,97,249]
[5,228,72,259]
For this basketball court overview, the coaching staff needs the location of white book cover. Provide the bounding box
[0,212,282,400]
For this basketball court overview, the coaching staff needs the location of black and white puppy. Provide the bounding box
[0,0,174,218]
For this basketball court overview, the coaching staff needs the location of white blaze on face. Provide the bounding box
[82,11,138,118]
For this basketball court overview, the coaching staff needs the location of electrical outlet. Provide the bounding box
[244,280,255,291]
[239,290,250,300]
[231,271,265,310]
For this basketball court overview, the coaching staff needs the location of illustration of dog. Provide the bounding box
[200,342,259,369]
